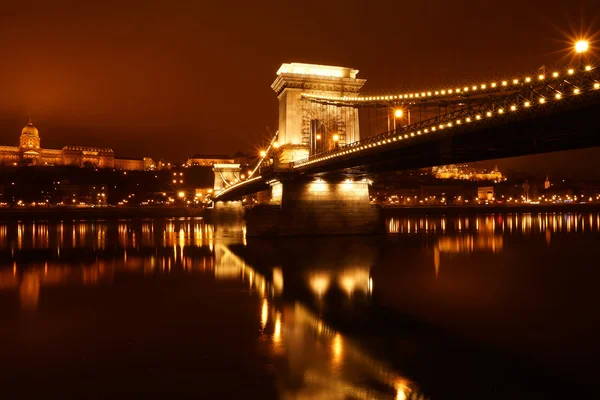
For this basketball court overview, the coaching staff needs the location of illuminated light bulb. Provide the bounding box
[464,87,469,91]
[431,127,436,131]
[410,132,415,136]
[272,142,280,148]
[538,74,545,80]
[417,130,422,135]
[409,94,414,98]
[475,115,481,120]
[524,101,530,107]
[456,119,461,124]
[568,69,574,75]
[481,84,486,89]
[441,90,446,95]
[260,150,267,157]
[439,124,444,129]
[491,82,497,88]
[555,93,562,99]
[456,88,461,92]
[333,134,340,141]
[394,109,403,118]
[552,72,559,77]
[525,77,531,82]
[502,81,508,86]
[575,40,589,53]
[594,83,600,89]
[392,137,397,141]
[573,88,580,94]
[427,92,432,96]
[316,133,322,140]
[447,122,452,127]
[539,97,546,104]
[466,117,471,122]
[498,109,504,114]
[424,129,429,132]
[415,93,419,97]
[435,91,439,95]
[510,105,517,111]
[513,79,519,84]
[448,89,453,94]
[472,85,477,90]
[404,134,409,138]
[486,111,492,117]
[421,92,426,96]
[585,65,592,71]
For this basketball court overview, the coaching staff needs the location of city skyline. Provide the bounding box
[0,0,599,172]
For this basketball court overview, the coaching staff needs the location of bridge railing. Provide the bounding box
[293,66,599,169]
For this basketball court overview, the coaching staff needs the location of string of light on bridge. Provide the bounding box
[294,65,599,168]
[301,53,595,105]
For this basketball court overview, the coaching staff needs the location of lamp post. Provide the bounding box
[393,109,402,131]
[575,40,589,71]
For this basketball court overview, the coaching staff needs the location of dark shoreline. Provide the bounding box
[0,203,598,222]
[0,206,205,221]
[380,203,600,216]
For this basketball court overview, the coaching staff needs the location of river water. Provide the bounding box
[0,213,598,399]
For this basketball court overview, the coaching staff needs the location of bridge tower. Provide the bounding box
[271,63,365,166]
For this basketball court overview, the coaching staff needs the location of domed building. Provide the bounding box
[0,119,155,170]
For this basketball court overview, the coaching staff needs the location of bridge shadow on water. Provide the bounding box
[230,230,599,399]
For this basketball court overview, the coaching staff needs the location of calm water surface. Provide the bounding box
[0,213,599,399]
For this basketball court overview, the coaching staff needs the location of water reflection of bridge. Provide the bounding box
[0,218,425,399]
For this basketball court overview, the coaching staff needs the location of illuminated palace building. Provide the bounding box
[432,164,504,181]
[0,120,156,170]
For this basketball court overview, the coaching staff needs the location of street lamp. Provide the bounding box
[575,40,589,53]
[575,40,589,71]
[259,150,267,158]
[178,191,185,198]
[394,109,403,118]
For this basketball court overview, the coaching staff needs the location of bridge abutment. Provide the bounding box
[246,179,382,237]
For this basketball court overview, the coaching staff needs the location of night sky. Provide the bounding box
[0,0,599,176]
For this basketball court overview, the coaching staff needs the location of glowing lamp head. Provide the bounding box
[575,40,589,53]
[394,109,403,118]
[259,150,267,158]
[272,142,279,148]
[316,133,322,140]
[177,191,185,198]
[332,134,340,142]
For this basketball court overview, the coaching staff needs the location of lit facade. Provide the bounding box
[186,154,234,166]
[0,121,155,170]
[433,164,503,181]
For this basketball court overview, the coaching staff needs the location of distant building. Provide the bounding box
[544,175,551,189]
[54,181,108,205]
[186,154,234,166]
[433,164,504,181]
[0,120,155,170]
[477,186,495,200]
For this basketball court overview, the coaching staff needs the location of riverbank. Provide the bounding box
[381,202,600,216]
[0,206,205,221]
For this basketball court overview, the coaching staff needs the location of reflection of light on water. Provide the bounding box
[309,273,330,297]
[272,267,283,294]
[338,268,370,296]
[332,333,343,365]
[395,383,407,400]
[261,298,268,328]
[274,312,282,343]
[388,213,600,235]
[19,273,40,310]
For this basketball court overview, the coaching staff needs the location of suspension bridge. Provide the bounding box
[211,43,600,235]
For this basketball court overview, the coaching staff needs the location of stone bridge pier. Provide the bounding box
[246,177,382,237]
